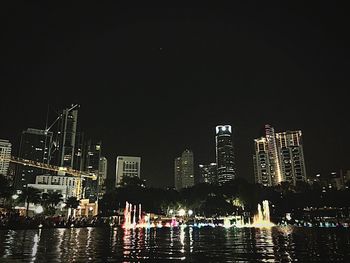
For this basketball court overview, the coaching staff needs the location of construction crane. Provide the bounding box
[45,104,80,133]
[0,156,97,180]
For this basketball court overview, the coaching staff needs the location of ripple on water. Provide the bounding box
[0,226,349,262]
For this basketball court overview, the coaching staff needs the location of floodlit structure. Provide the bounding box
[254,125,307,186]
[216,125,236,184]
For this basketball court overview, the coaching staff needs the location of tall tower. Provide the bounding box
[181,149,194,189]
[253,137,272,186]
[265,124,282,185]
[174,157,182,190]
[215,125,236,184]
[98,157,108,197]
[83,140,102,201]
[174,150,195,190]
[0,139,11,177]
[57,106,78,168]
[276,130,307,184]
[253,126,307,186]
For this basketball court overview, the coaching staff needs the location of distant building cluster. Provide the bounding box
[308,170,350,191]
[253,124,307,186]
[1,105,108,204]
[175,124,236,190]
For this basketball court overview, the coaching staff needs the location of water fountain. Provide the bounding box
[122,201,151,229]
[251,200,274,228]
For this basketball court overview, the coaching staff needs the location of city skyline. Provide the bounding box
[1,114,341,188]
[1,5,349,187]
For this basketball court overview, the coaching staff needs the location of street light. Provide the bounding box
[188,209,193,216]
[35,205,44,214]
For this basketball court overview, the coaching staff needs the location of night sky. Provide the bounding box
[1,4,349,187]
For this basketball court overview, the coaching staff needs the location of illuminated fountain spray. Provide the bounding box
[133,204,136,226]
[123,201,151,229]
[252,200,274,228]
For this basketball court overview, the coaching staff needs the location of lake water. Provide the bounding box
[0,226,349,262]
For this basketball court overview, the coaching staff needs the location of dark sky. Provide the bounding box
[1,4,349,187]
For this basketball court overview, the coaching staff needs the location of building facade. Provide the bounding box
[98,157,108,197]
[0,139,11,177]
[275,130,307,185]
[174,150,194,190]
[15,128,53,190]
[115,156,141,187]
[181,149,194,189]
[265,125,282,185]
[253,137,272,187]
[174,157,182,191]
[199,163,217,184]
[83,140,101,201]
[28,174,82,200]
[56,106,78,168]
[215,125,236,185]
[253,125,307,186]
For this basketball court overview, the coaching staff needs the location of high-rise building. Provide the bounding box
[276,130,307,185]
[199,163,217,184]
[73,132,85,171]
[15,129,53,190]
[98,157,108,197]
[253,125,307,186]
[181,149,194,188]
[115,156,141,187]
[174,149,195,190]
[215,125,236,184]
[0,139,11,177]
[83,140,102,201]
[56,106,78,168]
[265,125,282,185]
[174,157,182,191]
[253,137,272,187]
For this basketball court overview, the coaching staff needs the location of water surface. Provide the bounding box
[0,226,349,262]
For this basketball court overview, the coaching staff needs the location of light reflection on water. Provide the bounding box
[0,226,349,262]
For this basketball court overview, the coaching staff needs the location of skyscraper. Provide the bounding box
[83,140,102,201]
[174,157,182,191]
[98,157,108,197]
[115,156,141,187]
[276,130,307,185]
[199,163,217,184]
[174,150,195,190]
[73,132,85,171]
[181,149,194,188]
[15,128,53,189]
[265,124,282,185]
[253,137,272,187]
[0,139,11,177]
[56,106,78,168]
[253,125,307,186]
[215,125,236,184]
